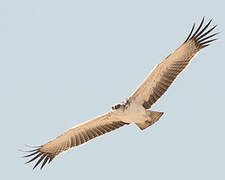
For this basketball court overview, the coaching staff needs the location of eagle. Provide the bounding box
[23,17,218,169]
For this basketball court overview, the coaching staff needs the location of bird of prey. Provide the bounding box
[23,17,218,169]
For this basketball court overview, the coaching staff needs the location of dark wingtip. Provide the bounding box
[40,156,50,170]
[22,145,55,170]
[184,23,195,43]
[190,17,205,39]
[184,17,218,48]
[19,147,40,153]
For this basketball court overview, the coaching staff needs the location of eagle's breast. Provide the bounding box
[112,99,148,124]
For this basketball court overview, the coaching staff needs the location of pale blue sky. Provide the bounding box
[1,0,225,179]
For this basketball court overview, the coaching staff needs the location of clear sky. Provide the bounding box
[1,0,224,179]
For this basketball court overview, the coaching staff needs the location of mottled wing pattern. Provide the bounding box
[23,112,129,169]
[130,17,218,109]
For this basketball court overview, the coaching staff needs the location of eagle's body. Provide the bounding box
[23,17,218,169]
[112,99,163,129]
[113,100,148,123]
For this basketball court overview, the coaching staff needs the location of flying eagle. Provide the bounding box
[23,17,218,169]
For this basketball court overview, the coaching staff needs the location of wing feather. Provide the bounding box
[130,17,218,109]
[23,112,129,169]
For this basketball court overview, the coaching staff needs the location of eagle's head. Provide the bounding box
[112,98,130,110]
[112,104,121,110]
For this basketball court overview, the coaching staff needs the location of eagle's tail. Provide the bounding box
[136,111,163,130]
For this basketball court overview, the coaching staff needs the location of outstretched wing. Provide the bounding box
[23,112,129,169]
[130,17,218,109]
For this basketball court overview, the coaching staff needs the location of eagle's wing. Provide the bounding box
[23,112,129,169]
[130,17,218,109]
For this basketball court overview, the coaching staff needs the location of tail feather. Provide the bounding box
[136,111,163,130]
